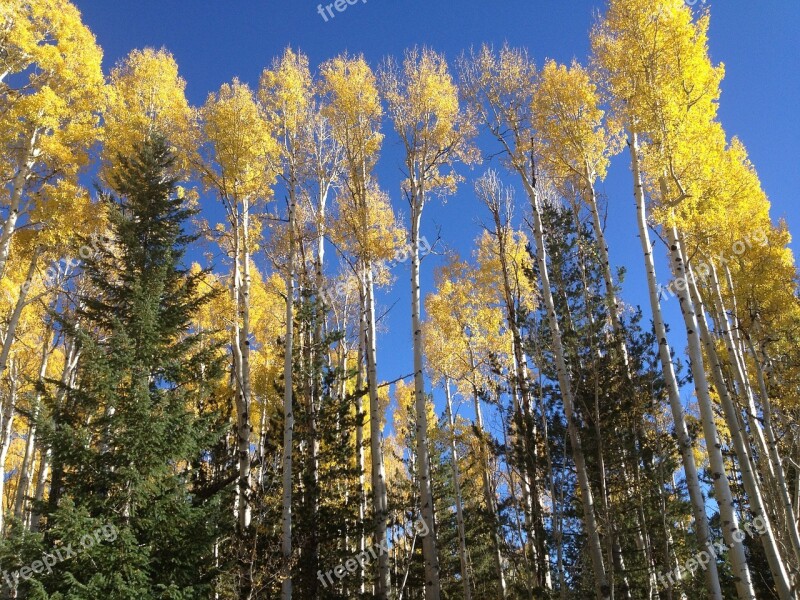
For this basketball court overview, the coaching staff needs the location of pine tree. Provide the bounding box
[38,135,226,599]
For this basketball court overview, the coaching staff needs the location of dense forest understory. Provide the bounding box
[0,0,799,598]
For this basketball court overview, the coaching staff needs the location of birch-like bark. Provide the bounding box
[0,129,40,279]
[13,328,51,521]
[281,191,296,600]
[0,366,19,534]
[365,265,391,598]
[627,132,722,600]
[743,329,800,572]
[230,214,251,534]
[674,229,794,600]
[663,225,756,600]
[410,197,441,599]
[444,377,472,600]
[0,249,40,381]
[521,165,608,599]
[355,299,367,596]
[240,197,254,527]
[707,265,800,570]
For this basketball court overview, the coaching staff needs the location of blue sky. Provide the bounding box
[73,0,800,425]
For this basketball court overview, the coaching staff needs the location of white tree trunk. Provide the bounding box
[281,192,296,600]
[365,265,391,598]
[444,377,472,600]
[0,250,39,381]
[13,328,51,521]
[0,367,19,534]
[674,228,794,600]
[410,198,441,599]
[0,129,40,280]
[663,225,756,600]
[627,132,723,600]
[240,198,254,525]
[355,299,367,596]
[523,171,609,599]
[707,265,800,571]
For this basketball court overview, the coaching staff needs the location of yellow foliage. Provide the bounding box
[532,60,622,187]
[199,79,279,203]
[0,0,105,178]
[382,48,477,199]
[104,48,194,180]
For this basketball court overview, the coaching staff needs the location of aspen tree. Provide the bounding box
[381,49,477,599]
[460,45,609,599]
[198,82,278,597]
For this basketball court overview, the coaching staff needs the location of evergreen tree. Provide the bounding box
[37,135,226,599]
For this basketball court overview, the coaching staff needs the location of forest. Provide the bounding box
[0,0,799,598]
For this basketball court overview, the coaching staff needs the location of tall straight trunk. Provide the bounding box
[444,378,472,600]
[662,224,756,600]
[13,327,51,521]
[0,249,40,381]
[0,366,19,534]
[583,171,659,596]
[409,198,441,599]
[470,379,507,599]
[230,218,251,535]
[281,190,297,600]
[673,229,794,600]
[41,335,80,526]
[0,129,40,280]
[743,326,800,573]
[627,131,722,600]
[355,301,367,596]
[240,198,254,526]
[708,264,800,571]
[522,169,609,600]
[364,265,391,598]
[29,446,51,531]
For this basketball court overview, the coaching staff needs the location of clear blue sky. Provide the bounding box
[73,0,800,422]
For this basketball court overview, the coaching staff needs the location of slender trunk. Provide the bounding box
[0,129,40,279]
[281,190,296,600]
[471,379,507,599]
[708,265,800,572]
[522,167,609,600]
[410,197,441,599]
[0,250,40,381]
[42,335,80,524]
[13,328,51,521]
[627,131,722,600]
[29,447,51,531]
[674,228,793,600]
[230,218,251,534]
[744,331,800,573]
[240,198,254,528]
[355,304,367,596]
[0,367,19,534]
[663,225,756,600]
[444,377,472,600]
[365,265,391,598]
